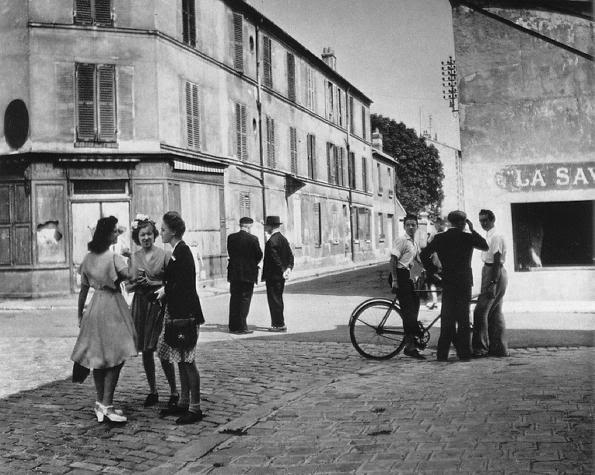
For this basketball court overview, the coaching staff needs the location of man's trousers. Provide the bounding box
[266,279,286,327]
[228,281,255,331]
[438,283,472,360]
[395,268,421,339]
[472,266,509,356]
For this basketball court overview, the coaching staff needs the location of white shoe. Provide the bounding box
[97,402,127,422]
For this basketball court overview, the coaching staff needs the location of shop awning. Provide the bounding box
[172,160,225,174]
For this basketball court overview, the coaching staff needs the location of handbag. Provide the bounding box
[72,362,90,383]
[164,318,198,349]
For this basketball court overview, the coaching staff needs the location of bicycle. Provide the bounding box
[348,287,479,360]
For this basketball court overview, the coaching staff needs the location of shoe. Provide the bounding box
[176,410,204,425]
[230,329,254,334]
[403,348,426,360]
[94,402,104,422]
[472,352,488,359]
[144,393,159,407]
[159,405,188,417]
[102,405,127,423]
[166,394,179,408]
[268,325,287,332]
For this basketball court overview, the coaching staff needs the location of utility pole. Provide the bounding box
[441,55,459,114]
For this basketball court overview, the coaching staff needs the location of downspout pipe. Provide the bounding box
[345,90,356,264]
[255,21,268,241]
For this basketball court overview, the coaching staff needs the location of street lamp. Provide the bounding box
[441,55,459,114]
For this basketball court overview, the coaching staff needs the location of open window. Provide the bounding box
[511,200,594,271]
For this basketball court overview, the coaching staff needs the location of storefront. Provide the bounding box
[0,155,226,297]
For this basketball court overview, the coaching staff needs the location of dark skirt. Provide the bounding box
[131,289,164,352]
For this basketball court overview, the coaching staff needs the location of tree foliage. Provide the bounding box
[371,114,444,216]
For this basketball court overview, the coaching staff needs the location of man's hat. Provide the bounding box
[239,217,254,225]
[264,215,282,226]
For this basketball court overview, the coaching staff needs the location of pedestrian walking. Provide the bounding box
[390,213,426,359]
[71,216,137,423]
[125,214,171,407]
[262,216,294,332]
[472,209,510,357]
[155,211,205,424]
[227,217,263,334]
[420,211,488,362]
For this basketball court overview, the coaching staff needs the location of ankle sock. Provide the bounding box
[188,403,201,414]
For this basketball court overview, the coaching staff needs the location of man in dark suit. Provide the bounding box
[227,217,263,334]
[262,216,294,332]
[421,210,488,362]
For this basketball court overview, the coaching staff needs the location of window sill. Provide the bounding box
[75,141,118,149]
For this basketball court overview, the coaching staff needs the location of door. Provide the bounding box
[71,201,130,289]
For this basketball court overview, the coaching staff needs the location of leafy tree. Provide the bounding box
[371,114,444,216]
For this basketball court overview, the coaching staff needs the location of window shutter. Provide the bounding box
[361,105,367,140]
[287,53,296,102]
[76,63,96,140]
[313,202,321,246]
[269,117,275,167]
[338,147,345,187]
[349,96,354,133]
[235,102,247,160]
[310,134,316,179]
[233,13,243,71]
[290,126,297,174]
[94,0,112,25]
[185,82,200,150]
[263,36,272,88]
[97,64,116,142]
[362,156,367,192]
[348,152,355,189]
[117,66,134,140]
[75,0,92,24]
[333,145,339,185]
[239,192,251,218]
[55,62,75,141]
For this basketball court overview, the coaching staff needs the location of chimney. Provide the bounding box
[372,128,383,151]
[321,47,336,70]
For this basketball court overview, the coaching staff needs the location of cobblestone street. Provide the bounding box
[0,266,593,473]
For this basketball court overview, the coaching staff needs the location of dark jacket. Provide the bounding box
[262,231,294,282]
[420,228,488,288]
[164,240,205,324]
[227,230,263,283]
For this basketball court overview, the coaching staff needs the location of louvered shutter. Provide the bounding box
[117,66,134,140]
[75,0,92,24]
[309,134,316,179]
[326,143,332,183]
[267,117,275,167]
[338,147,345,187]
[97,65,116,142]
[306,134,313,178]
[185,82,200,150]
[94,0,112,25]
[333,145,339,185]
[55,62,75,141]
[289,127,297,174]
[240,104,247,160]
[263,36,272,88]
[287,53,296,102]
[348,152,355,189]
[239,192,251,218]
[76,63,96,140]
[233,13,243,71]
[235,102,247,160]
[362,156,368,192]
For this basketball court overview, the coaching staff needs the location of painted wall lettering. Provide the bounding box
[495,162,595,192]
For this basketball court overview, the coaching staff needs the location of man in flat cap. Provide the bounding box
[421,211,488,362]
[262,216,294,332]
[227,217,263,334]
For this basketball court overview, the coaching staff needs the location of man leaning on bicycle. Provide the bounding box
[390,213,426,360]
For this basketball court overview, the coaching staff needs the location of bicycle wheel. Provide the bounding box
[349,299,406,359]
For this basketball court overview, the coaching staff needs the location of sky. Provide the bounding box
[246,0,461,149]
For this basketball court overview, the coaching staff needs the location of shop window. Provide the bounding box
[74,0,112,26]
[0,183,31,265]
[182,0,196,46]
[76,63,116,143]
[511,200,594,271]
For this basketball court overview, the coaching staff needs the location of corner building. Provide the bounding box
[451,0,594,302]
[0,0,384,297]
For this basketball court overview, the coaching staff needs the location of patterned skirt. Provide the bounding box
[131,289,164,352]
[156,305,198,363]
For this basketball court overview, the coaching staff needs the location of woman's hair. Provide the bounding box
[162,211,186,238]
[131,219,159,245]
[88,216,118,253]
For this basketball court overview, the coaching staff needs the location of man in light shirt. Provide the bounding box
[390,214,425,359]
[472,209,509,357]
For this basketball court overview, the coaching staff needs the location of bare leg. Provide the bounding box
[142,351,157,394]
[101,363,124,407]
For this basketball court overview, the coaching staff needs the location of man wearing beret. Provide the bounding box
[227,217,263,334]
[421,211,488,362]
[262,216,294,332]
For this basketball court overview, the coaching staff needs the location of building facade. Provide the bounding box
[451,0,594,301]
[0,0,397,297]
